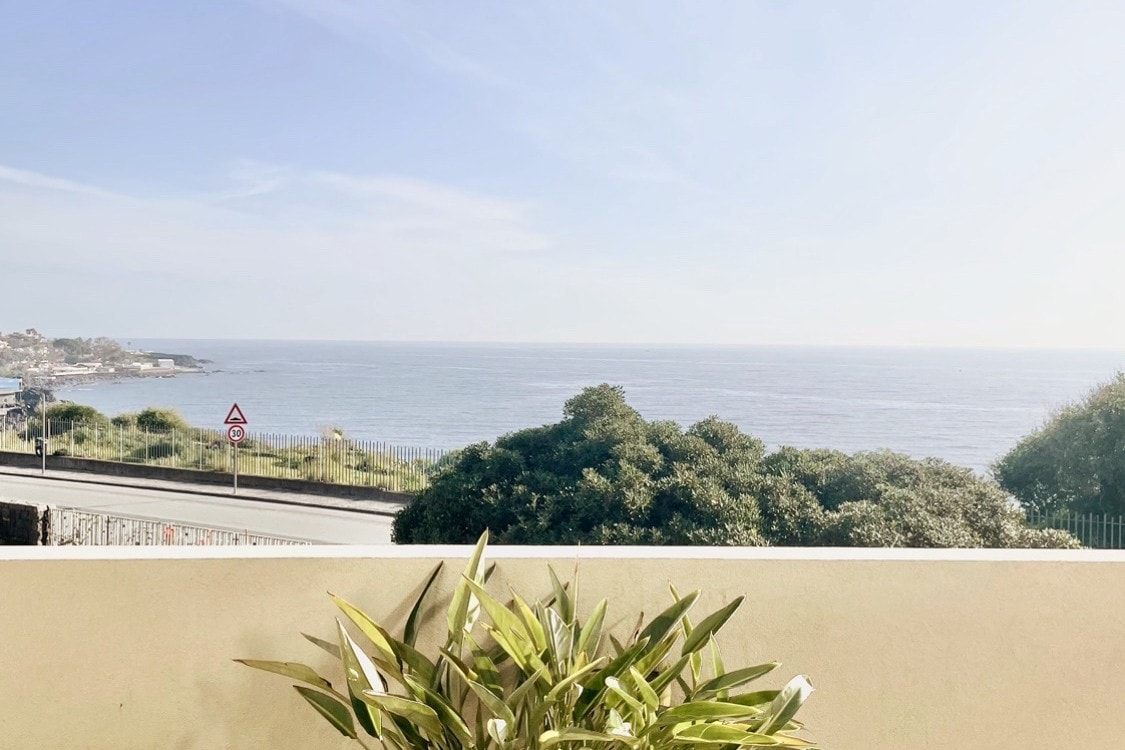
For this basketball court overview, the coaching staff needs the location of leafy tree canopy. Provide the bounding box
[45,402,109,425]
[134,407,190,432]
[394,385,1076,548]
[994,374,1125,515]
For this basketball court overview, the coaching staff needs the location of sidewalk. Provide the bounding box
[0,464,409,517]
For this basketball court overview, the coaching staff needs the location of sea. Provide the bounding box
[54,340,1125,474]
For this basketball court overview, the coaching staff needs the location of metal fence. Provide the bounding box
[49,506,309,546]
[0,420,449,493]
[1025,510,1125,549]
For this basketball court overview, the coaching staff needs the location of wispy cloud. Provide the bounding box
[0,165,115,198]
[204,160,293,201]
[262,0,522,90]
[1,162,547,257]
[0,162,555,337]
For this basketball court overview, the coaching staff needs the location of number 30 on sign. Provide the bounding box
[227,425,247,444]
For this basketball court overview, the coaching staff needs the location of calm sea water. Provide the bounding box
[55,341,1125,473]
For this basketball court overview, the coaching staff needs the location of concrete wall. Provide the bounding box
[0,546,1122,749]
[0,450,413,504]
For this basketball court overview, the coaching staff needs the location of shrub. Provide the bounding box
[135,407,190,432]
[45,403,108,428]
[396,385,1078,548]
[237,533,817,748]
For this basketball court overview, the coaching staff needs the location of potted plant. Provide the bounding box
[238,533,818,748]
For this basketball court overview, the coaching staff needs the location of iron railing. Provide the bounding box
[49,506,309,546]
[1025,510,1125,549]
[1,420,449,493]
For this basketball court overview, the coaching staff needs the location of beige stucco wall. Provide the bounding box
[1,546,1122,749]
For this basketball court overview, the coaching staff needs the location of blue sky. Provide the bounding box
[2,1,1123,346]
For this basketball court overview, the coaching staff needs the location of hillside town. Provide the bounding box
[0,329,205,424]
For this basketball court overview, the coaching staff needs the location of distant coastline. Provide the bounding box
[0,329,208,419]
[49,339,1125,473]
[42,365,207,390]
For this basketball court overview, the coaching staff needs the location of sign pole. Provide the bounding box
[224,404,248,496]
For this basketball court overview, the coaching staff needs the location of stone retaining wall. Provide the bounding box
[0,498,49,544]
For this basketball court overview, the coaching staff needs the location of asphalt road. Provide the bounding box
[0,473,394,544]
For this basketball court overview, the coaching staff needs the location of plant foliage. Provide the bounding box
[238,533,818,749]
[995,374,1125,515]
[394,385,1076,548]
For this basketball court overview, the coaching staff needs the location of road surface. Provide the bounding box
[0,472,394,544]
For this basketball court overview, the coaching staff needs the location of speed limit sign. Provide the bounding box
[227,424,247,443]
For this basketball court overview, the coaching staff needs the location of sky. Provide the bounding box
[1,0,1123,347]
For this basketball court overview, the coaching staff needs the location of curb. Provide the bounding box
[0,468,404,519]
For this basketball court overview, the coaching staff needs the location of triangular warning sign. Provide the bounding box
[224,403,248,425]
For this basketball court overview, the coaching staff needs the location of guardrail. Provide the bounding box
[47,506,310,546]
[1,498,310,546]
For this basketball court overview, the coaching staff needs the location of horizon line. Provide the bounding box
[96,336,1125,353]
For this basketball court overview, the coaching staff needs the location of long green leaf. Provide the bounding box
[727,690,780,708]
[548,564,574,625]
[650,654,691,697]
[697,663,780,696]
[544,658,606,703]
[680,596,743,656]
[463,577,532,645]
[331,594,403,682]
[629,666,661,710]
[442,649,518,727]
[405,562,444,648]
[510,590,548,652]
[396,640,437,686]
[757,676,814,736]
[405,676,475,748]
[301,632,341,660]
[447,531,488,646]
[540,728,620,746]
[605,676,646,713]
[576,598,608,657]
[656,700,759,725]
[293,686,357,739]
[669,585,702,685]
[234,660,338,695]
[361,693,446,738]
[467,638,503,693]
[544,605,573,665]
[575,637,651,718]
[507,663,550,709]
[709,635,725,686]
[638,592,699,649]
[337,619,383,738]
[634,634,677,678]
[671,723,784,746]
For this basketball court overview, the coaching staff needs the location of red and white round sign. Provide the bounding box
[227,424,247,443]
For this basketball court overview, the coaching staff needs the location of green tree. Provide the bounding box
[994,374,1125,515]
[395,385,1076,548]
[394,385,766,545]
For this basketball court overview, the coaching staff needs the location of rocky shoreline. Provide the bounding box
[45,367,207,389]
